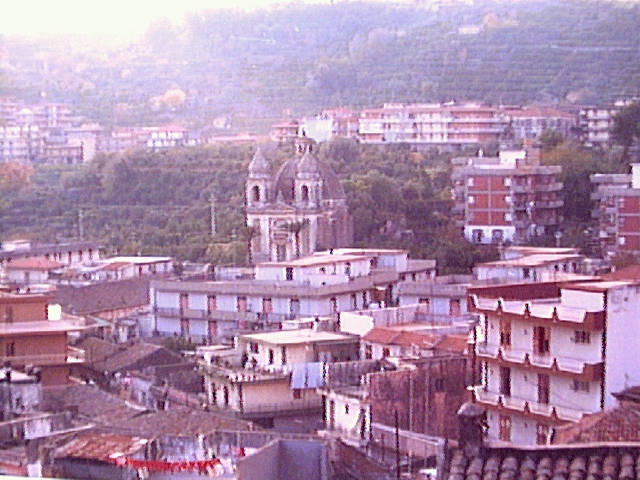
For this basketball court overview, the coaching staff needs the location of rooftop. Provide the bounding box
[240,329,357,346]
[258,253,370,268]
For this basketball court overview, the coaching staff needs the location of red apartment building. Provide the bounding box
[0,293,85,385]
[452,151,563,245]
[591,164,640,252]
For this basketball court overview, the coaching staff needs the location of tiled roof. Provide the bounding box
[445,444,640,480]
[54,277,150,315]
[55,432,147,461]
[363,327,437,349]
[76,338,183,375]
[41,384,140,425]
[553,406,640,444]
[121,406,253,436]
[603,265,640,282]
[5,258,65,270]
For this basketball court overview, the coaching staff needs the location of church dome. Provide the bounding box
[273,154,346,205]
[297,150,319,175]
[248,147,270,175]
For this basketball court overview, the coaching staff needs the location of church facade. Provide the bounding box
[245,142,354,263]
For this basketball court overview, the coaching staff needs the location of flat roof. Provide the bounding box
[240,329,356,345]
[565,280,640,293]
[477,254,583,269]
[0,320,86,335]
[257,254,370,268]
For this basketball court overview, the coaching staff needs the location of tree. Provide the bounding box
[611,102,640,165]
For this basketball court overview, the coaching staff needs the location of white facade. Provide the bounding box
[151,250,404,341]
[472,279,640,445]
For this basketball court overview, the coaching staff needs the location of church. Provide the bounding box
[245,140,354,264]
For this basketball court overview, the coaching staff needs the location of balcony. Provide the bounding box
[205,363,290,383]
[534,200,563,209]
[476,344,604,381]
[473,387,584,423]
[0,348,84,367]
[533,182,563,193]
[156,307,297,324]
[238,398,323,419]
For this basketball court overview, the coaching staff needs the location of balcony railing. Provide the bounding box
[476,344,603,380]
[238,398,323,419]
[0,350,83,366]
[473,387,585,423]
[156,307,297,324]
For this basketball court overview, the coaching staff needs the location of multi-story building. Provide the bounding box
[0,126,42,163]
[0,292,85,385]
[502,106,576,140]
[151,249,427,343]
[591,164,640,253]
[452,150,563,244]
[474,247,586,283]
[245,141,353,263]
[358,103,508,146]
[578,105,618,148]
[469,277,640,445]
[270,120,300,143]
[199,328,359,422]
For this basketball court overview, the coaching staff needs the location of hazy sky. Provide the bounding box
[0,0,321,38]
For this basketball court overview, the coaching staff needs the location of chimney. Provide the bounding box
[457,402,487,457]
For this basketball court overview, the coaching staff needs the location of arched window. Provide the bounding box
[301,185,309,202]
[252,185,260,202]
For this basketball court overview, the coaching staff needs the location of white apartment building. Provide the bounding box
[151,249,427,342]
[469,279,640,445]
[358,103,507,146]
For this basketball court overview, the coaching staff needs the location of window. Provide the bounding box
[5,342,15,357]
[286,267,294,281]
[572,380,590,393]
[180,318,190,336]
[573,331,591,344]
[504,178,512,187]
[468,195,475,204]
[252,185,260,202]
[499,320,511,347]
[262,298,273,314]
[536,424,550,445]
[345,262,351,277]
[498,415,511,442]
[538,374,550,404]
[268,349,274,365]
[207,295,217,314]
[364,344,373,360]
[249,342,259,354]
[533,326,551,355]
[345,404,350,415]
[301,185,309,201]
[382,347,391,358]
[237,296,247,312]
[281,346,287,365]
[290,298,300,316]
[331,297,338,312]
[179,293,189,313]
[449,299,461,316]
[467,178,474,187]
[351,294,357,310]
[293,389,302,399]
[499,367,511,396]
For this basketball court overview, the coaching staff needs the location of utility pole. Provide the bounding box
[210,191,217,236]
[395,410,401,480]
[77,209,84,240]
